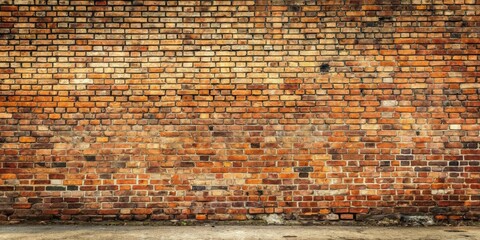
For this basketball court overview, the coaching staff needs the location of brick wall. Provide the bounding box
[0,0,479,223]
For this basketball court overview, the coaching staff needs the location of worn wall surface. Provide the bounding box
[0,0,479,222]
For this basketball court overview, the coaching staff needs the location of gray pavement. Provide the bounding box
[0,225,479,240]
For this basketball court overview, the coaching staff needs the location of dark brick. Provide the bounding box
[52,162,67,168]
[28,198,43,204]
[365,22,379,27]
[299,172,309,178]
[414,167,431,172]
[192,186,206,191]
[46,186,66,191]
[250,143,260,148]
[380,161,390,166]
[288,5,300,12]
[99,174,111,179]
[31,143,54,149]
[212,132,231,137]
[449,161,459,166]
[67,186,79,191]
[396,155,413,160]
[401,149,412,154]
[444,167,462,172]
[294,167,314,173]
[279,185,297,191]
[180,161,195,167]
[35,162,47,167]
[0,186,14,191]
[463,142,478,149]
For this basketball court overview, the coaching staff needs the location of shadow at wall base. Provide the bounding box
[0,213,478,226]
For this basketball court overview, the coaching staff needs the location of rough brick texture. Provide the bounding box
[0,0,479,222]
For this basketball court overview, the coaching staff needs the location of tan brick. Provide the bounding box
[0,113,12,118]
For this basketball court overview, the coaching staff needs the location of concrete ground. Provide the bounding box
[0,225,479,240]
